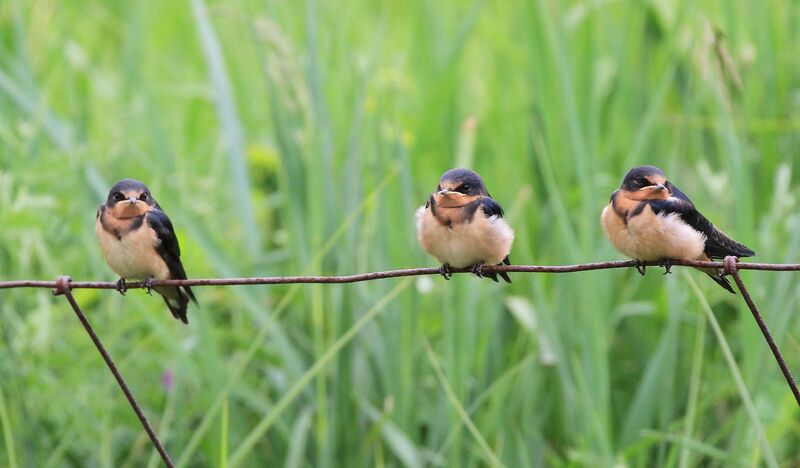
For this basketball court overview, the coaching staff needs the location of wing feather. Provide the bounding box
[146,209,197,321]
[647,196,754,259]
[479,197,505,218]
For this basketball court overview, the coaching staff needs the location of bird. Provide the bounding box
[416,168,515,282]
[95,179,197,323]
[601,165,755,293]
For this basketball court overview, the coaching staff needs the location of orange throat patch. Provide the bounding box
[109,202,150,219]
[433,193,479,208]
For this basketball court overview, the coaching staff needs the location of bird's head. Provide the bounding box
[619,165,673,201]
[105,179,156,218]
[432,168,488,208]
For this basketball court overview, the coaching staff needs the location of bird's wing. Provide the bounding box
[666,182,694,203]
[146,209,197,303]
[479,197,512,283]
[479,197,505,218]
[647,197,755,259]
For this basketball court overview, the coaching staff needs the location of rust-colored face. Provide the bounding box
[434,180,481,208]
[104,179,156,219]
[624,175,670,201]
[432,168,488,208]
[109,191,150,218]
[619,166,671,201]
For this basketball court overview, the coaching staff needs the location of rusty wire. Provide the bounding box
[53,276,175,467]
[0,256,798,466]
[3,258,800,290]
[722,258,800,406]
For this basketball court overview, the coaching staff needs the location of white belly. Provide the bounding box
[96,219,170,280]
[601,204,706,261]
[416,205,514,267]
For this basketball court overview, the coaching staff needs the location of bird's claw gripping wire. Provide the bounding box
[439,263,453,280]
[115,278,128,295]
[143,277,154,295]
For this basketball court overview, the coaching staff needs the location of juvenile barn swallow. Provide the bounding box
[96,179,197,323]
[416,168,515,282]
[601,165,755,293]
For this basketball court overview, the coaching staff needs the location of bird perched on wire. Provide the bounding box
[95,179,197,323]
[601,165,755,293]
[416,168,515,282]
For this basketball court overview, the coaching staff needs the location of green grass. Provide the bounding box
[1,0,799,465]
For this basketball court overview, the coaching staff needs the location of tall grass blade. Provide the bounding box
[0,386,18,468]
[190,0,260,258]
[423,340,505,468]
[684,272,778,468]
[228,279,412,467]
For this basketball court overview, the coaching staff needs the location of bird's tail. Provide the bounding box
[483,256,512,283]
[697,268,736,294]
[155,286,197,324]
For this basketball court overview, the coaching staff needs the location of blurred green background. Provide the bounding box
[1,0,799,466]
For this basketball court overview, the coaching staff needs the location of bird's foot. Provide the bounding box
[115,278,128,295]
[659,259,673,275]
[470,262,485,278]
[439,263,453,280]
[634,260,647,276]
[143,277,154,295]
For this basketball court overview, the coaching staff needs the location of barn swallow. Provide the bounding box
[416,168,515,282]
[601,165,755,293]
[95,179,197,323]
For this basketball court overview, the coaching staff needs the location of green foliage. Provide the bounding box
[1,0,799,465]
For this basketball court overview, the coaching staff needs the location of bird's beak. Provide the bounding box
[128,197,138,205]
[654,184,666,191]
[438,189,456,196]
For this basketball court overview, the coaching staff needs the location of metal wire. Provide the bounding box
[722,257,800,406]
[3,258,800,290]
[0,257,796,465]
[53,276,175,467]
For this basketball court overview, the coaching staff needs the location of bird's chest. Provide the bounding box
[418,207,500,267]
[96,217,167,279]
[602,203,705,261]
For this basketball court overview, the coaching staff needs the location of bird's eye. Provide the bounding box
[461,184,471,193]
[113,192,125,202]
[139,192,148,201]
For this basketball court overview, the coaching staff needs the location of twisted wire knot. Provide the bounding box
[723,256,739,276]
[53,275,72,296]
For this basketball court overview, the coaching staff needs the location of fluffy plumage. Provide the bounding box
[601,165,754,293]
[416,168,514,282]
[96,179,196,323]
